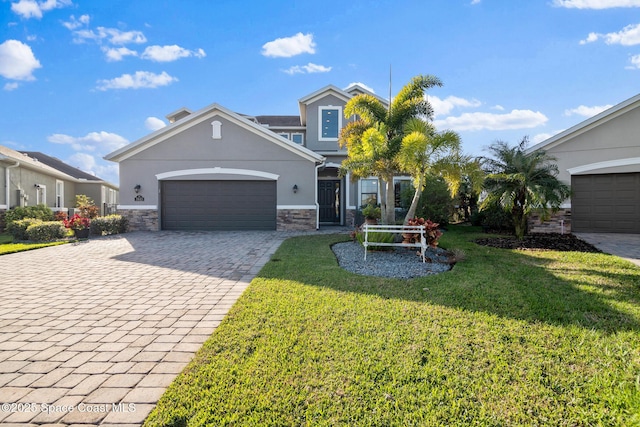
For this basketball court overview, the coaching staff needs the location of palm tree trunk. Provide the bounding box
[381,177,395,224]
[404,176,424,225]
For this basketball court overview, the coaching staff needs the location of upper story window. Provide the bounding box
[291,133,304,145]
[319,106,342,141]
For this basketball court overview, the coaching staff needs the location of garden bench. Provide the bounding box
[362,224,427,262]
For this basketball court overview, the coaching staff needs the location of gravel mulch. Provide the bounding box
[331,241,453,279]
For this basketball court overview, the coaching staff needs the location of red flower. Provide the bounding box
[63,214,90,230]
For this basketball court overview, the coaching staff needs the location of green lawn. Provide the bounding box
[0,233,69,255]
[145,226,640,427]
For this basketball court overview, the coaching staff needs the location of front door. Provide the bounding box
[318,180,341,224]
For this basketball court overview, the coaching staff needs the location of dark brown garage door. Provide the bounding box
[572,173,640,233]
[161,180,276,230]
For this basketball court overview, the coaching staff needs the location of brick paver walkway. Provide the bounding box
[0,231,290,426]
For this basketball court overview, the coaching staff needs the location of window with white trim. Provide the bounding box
[55,180,64,208]
[318,106,342,141]
[359,178,378,206]
[277,132,289,139]
[291,133,304,145]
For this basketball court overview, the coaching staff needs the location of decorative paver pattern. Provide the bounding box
[0,230,299,426]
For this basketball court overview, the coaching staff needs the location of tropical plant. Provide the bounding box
[396,118,463,223]
[63,214,91,231]
[75,194,99,219]
[361,204,381,221]
[339,74,442,224]
[481,137,571,239]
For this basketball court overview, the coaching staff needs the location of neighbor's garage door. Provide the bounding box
[572,173,640,233]
[161,180,276,230]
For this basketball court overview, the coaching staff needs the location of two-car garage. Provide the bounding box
[571,173,640,234]
[161,180,277,230]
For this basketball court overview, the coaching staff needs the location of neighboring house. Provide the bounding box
[527,93,640,234]
[0,146,119,227]
[105,84,412,231]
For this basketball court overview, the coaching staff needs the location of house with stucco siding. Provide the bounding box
[527,93,640,234]
[105,84,412,231]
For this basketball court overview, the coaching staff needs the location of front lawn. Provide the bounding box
[145,226,640,426]
[0,233,68,255]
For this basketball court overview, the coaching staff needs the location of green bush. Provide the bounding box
[90,215,128,235]
[478,201,514,232]
[5,205,53,225]
[7,218,43,240]
[26,221,67,242]
[400,175,453,225]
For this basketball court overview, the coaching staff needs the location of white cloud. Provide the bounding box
[73,27,147,45]
[580,23,640,45]
[553,0,640,8]
[627,53,640,68]
[96,71,178,91]
[145,116,166,131]
[430,95,482,117]
[262,32,316,58]
[492,105,505,111]
[283,62,331,75]
[471,0,481,4]
[48,131,128,153]
[532,133,555,144]
[102,47,138,62]
[345,82,376,93]
[4,82,20,91]
[140,45,206,62]
[62,14,90,30]
[434,109,548,131]
[0,40,42,81]
[11,0,72,19]
[564,104,612,117]
[67,152,119,182]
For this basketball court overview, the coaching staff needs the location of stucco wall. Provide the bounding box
[118,114,319,209]
[545,105,640,184]
[305,94,350,153]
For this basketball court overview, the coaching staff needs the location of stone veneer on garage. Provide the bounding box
[528,209,572,234]
[118,209,159,231]
[119,208,317,231]
[276,209,316,231]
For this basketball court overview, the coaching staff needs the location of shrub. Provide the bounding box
[400,176,453,226]
[406,217,443,247]
[54,211,68,221]
[90,215,128,235]
[5,205,53,225]
[75,195,100,219]
[7,218,42,240]
[478,201,514,232]
[26,221,67,242]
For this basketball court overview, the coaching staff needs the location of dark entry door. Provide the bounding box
[318,180,341,224]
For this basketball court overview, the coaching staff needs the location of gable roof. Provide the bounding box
[297,84,389,125]
[255,115,302,128]
[19,151,104,182]
[104,102,324,163]
[0,145,78,181]
[527,93,640,154]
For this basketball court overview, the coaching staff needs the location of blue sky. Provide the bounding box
[1,0,640,185]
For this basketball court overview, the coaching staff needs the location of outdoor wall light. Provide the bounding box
[134,184,141,193]
[292,184,298,193]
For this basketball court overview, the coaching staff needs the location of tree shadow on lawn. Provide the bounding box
[259,234,640,334]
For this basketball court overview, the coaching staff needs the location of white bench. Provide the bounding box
[362,224,427,262]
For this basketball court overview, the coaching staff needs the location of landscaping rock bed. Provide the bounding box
[475,233,602,252]
[332,241,453,279]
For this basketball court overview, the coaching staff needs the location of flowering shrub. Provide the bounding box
[406,217,443,247]
[54,211,68,221]
[63,214,90,231]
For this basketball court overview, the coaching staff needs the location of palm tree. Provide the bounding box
[339,75,442,224]
[481,137,571,239]
[396,118,462,223]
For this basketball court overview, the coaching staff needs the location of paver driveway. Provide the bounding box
[0,231,290,426]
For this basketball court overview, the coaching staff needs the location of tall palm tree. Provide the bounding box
[481,138,571,239]
[339,75,442,224]
[396,118,462,223]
